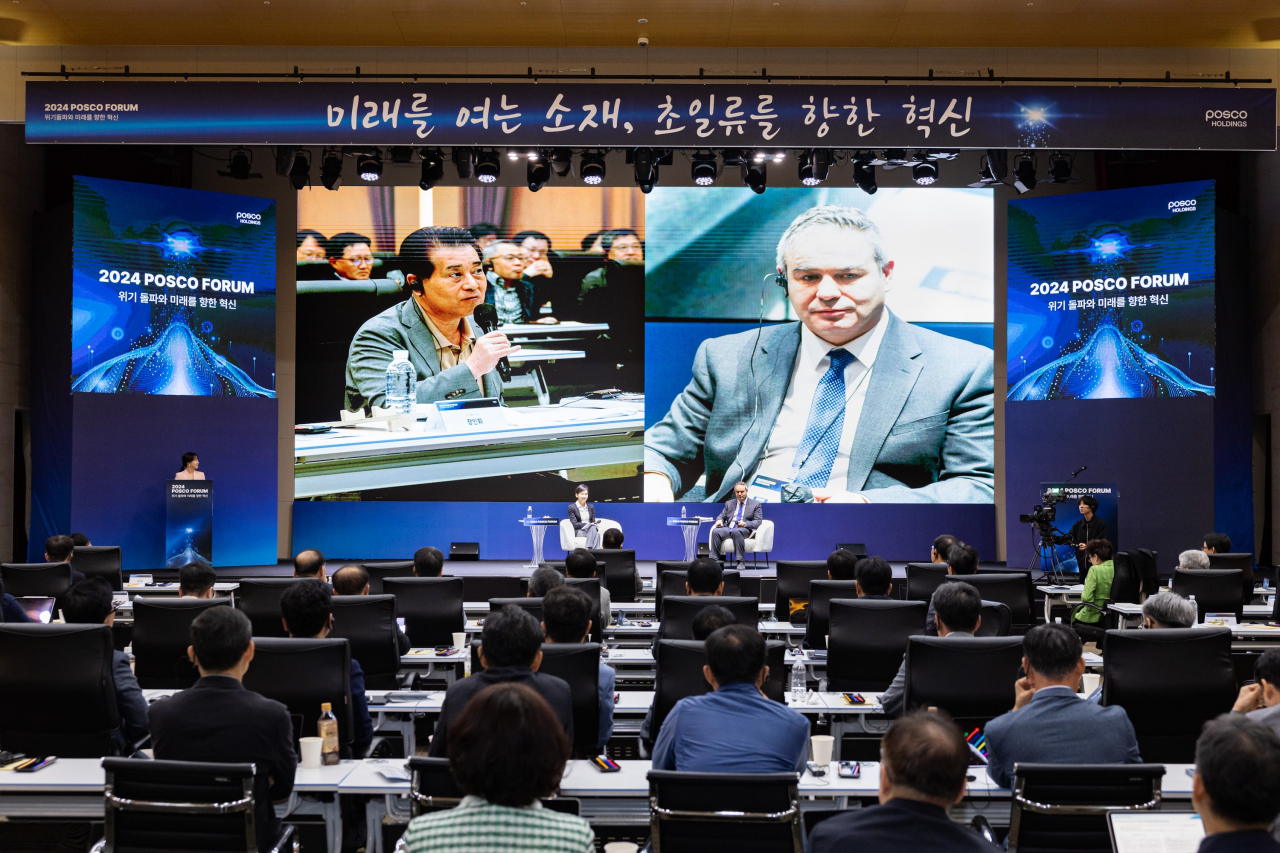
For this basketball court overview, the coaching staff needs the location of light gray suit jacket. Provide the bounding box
[344,299,502,412]
[644,312,994,503]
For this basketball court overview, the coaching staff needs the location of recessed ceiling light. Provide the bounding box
[638,18,647,22]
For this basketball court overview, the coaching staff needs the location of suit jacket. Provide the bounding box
[344,299,503,412]
[567,503,596,532]
[716,497,763,531]
[880,630,974,718]
[644,312,994,503]
[111,649,150,751]
[428,665,573,757]
[983,686,1142,789]
[483,273,538,323]
[148,675,297,853]
[807,798,998,853]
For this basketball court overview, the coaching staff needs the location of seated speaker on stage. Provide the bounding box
[711,482,763,569]
[643,204,994,505]
[174,451,205,481]
[567,484,601,549]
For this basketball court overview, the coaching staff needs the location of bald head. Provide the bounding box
[332,565,370,596]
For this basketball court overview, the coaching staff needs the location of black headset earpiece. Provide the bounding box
[774,271,787,291]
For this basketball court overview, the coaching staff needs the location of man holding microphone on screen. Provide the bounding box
[344,226,519,412]
[644,205,994,504]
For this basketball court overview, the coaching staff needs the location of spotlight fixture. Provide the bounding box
[1013,151,1038,194]
[218,147,260,180]
[800,149,831,186]
[287,149,310,190]
[580,150,607,185]
[453,147,475,180]
[388,146,414,164]
[1046,151,1083,184]
[527,151,551,192]
[742,161,767,194]
[420,148,445,190]
[550,148,574,177]
[912,158,939,186]
[691,151,718,186]
[357,150,383,182]
[853,156,877,194]
[968,150,1008,187]
[474,150,500,183]
[632,147,659,193]
[320,148,344,190]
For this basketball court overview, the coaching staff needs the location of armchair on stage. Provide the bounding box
[559,518,622,552]
[708,520,776,568]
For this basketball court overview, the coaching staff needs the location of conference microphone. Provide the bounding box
[471,303,511,382]
[1065,465,1087,482]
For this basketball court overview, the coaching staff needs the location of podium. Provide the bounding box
[165,480,214,568]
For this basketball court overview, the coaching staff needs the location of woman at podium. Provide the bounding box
[567,483,600,548]
[175,452,206,481]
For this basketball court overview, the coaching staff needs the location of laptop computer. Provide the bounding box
[1108,812,1204,853]
[18,597,56,624]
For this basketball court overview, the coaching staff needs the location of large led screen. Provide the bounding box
[643,187,995,505]
[71,176,277,396]
[1007,180,1216,400]
[294,186,645,503]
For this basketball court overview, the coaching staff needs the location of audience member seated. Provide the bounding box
[856,557,894,599]
[807,711,998,853]
[294,548,326,581]
[685,556,725,596]
[332,564,410,653]
[1070,538,1114,644]
[601,527,644,594]
[1204,533,1234,556]
[926,541,978,635]
[931,534,958,565]
[1233,650,1280,739]
[178,562,216,599]
[1192,714,1280,852]
[827,548,857,581]
[429,605,573,757]
[651,624,808,773]
[401,683,595,853]
[71,532,91,547]
[148,607,297,853]
[45,534,86,584]
[414,546,445,577]
[280,579,373,755]
[638,604,739,744]
[542,585,614,752]
[1181,550,1213,571]
[566,547,610,628]
[983,622,1141,788]
[529,566,565,598]
[1144,590,1198,629]
[883,581,982,717]
[1,576,30,623]
[61,579,149,751]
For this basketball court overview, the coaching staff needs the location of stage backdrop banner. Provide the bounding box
[25,82,1276,151]
[165,480,213,568]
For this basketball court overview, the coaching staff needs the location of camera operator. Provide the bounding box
[1054,496,1107,559]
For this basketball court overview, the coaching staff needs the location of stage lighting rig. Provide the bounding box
[628,147,671,193]
[388,146,414,164]
[550,148,574,177]
[1046,151,1083,184]
[911,157,939,186]
[420,148,445,190]
[968,150,1008,187]
[1013,151,1038,194]
[452,147,475,180]
[474,150,500,183]
[691,150,719,186]
[580,150,607,185]
[287,149,310,190]
[219,147,260,180]
[800,149,832,186]
[320,148,344,190]
[852,154,877,194]
[742,160,767,194]
[527,151,551,191]
[357,149,383,182]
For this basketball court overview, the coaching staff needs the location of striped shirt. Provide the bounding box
[402,795,595,853]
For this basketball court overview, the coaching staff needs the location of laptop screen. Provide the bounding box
[18,597,56,624]
[1108,812,1204,853]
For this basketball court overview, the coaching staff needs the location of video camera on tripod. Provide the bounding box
[1021,486,1072,583]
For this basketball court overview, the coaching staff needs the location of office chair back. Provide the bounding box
[359,560,414,595]
[648,769,803,853]
[538,642,602,756]
[1102,627,1235,763]
[1110,553,1143,605]
[660,596,759,641]
[657,570,741,618]
[242,637,353,748]
[945,572,1034,630]
[905,563,950,602]
[564,577,604,643]
[384,577,465,647]
[1008,763,1166,853]
[1171,569,1243,622]
[1126,549,1161,596]
[975,601,1012,637]
[826,599,928,692]
[462,575,522,602]
[0,562,74,602]
[804,580,861,650]
[903,635,1024,728]
[490,597,542,625]
[775,561,830,624]
[588,548,638,603]
[407,756,464,814]
[0,623,120,757]
[330,594,401,690]
[101,757,276,853]
[234,578,301,639]
[132,596,231,688]
[1206,553,1255,605]
[73,546,124,591]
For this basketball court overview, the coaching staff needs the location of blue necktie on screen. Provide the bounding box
[792,348,856,488]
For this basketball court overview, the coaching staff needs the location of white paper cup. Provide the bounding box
[811,735,835,766]
[452,632,466,650]
[300,737,323,769]
[1081,673,1102,695]
[603,844,640,853]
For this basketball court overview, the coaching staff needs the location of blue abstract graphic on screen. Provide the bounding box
[71,176,277,396]
[1007,180,1215,401]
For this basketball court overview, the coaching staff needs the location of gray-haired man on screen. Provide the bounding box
[644,204,994,504]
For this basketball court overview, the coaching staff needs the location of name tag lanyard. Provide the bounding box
[786,357,874,487]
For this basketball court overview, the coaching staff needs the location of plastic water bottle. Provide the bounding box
[790,657,807,703]
[1190,594,1199,622]
[384,350,416,415]
[526,506,532,521]
[681,506,686,519]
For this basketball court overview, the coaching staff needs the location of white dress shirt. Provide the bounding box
[753,310,889,490]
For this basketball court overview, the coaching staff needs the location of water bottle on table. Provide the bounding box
[385,350,416,415]
[790,657,807,703]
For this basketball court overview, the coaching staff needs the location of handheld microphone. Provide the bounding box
[1065,465,1087,482]
[471,303,511,382]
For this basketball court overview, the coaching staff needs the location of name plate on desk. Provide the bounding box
[434,398,508,434]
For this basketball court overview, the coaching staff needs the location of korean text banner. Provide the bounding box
[1007,180,1215,401]
[26,82,1276,151]
[71,176,277,396]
